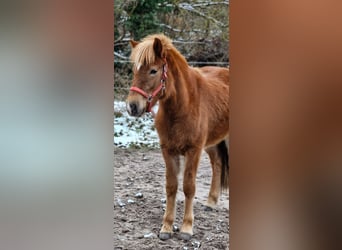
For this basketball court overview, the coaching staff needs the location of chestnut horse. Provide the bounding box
[126,34,229,240]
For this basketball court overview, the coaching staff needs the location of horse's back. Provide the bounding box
[198,66,229,86]
[196,66,230,100]
[191,66,230,147]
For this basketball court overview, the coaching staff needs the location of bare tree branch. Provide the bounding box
[192,1,229,7]
[159,24,182,32]
[114,52,129,60]
[178,2,227,27]
[114,24,126,44]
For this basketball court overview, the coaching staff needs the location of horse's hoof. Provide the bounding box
[159,232,172,240]
[179,232,192,241]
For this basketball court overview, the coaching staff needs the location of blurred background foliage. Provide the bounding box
[114,0,229,99]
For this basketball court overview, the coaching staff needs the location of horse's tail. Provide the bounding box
[217,140,229,191]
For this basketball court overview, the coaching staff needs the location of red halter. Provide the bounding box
[130,60,168,113]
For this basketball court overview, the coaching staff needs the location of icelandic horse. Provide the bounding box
[126,34,229,240]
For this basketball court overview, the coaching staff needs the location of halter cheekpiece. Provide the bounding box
[130,58,168,113]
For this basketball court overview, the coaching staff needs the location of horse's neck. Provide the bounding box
[160,60,193,113]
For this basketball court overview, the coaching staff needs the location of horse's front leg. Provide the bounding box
[180,147,202,240]
[159,149,180,240]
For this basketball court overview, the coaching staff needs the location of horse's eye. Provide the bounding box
[150,69,157,75]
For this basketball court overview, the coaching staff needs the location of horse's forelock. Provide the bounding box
[131,34,173,70]
[131,40,156,70]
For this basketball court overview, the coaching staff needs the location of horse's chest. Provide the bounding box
[155,118,200,153]
[156,121,194,140]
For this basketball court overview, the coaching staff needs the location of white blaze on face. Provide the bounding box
[136,62,142,71]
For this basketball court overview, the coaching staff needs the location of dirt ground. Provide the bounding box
[114,148,229,249]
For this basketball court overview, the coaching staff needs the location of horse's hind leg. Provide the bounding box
[205,145,222,208]
[159,150,180,240]
[180,147,202,240]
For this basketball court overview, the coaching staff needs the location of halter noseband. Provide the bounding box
[130,59,168,113]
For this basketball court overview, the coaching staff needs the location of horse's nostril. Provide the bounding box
[130,103,137,115]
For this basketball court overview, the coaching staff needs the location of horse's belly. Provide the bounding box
[205,121,229,147]
[206,132,229,147]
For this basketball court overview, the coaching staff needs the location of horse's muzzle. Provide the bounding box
[126,100,145,117]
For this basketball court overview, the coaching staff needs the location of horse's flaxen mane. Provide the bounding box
[131,34,186,69]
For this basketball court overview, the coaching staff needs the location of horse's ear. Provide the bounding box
[130,40,139,48]
[153,38,163,58]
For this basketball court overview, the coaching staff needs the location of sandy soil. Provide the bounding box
[114,148,229,249]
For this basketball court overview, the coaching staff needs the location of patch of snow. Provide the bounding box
[114,101,160,148]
